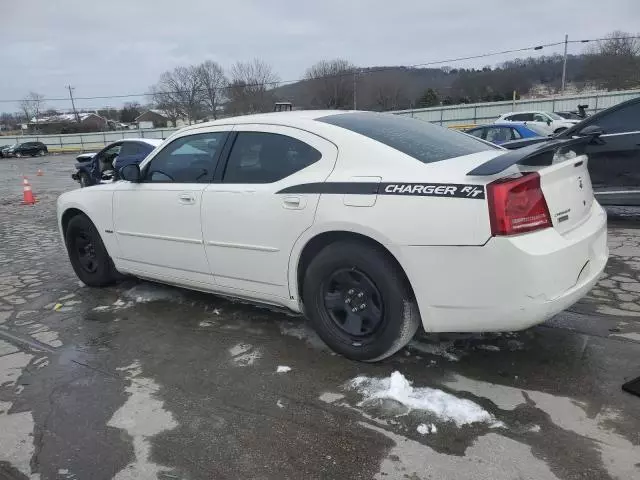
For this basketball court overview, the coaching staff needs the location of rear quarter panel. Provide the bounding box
[312,136,497,246]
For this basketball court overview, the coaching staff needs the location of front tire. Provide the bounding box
[302,241,420,362]
[38,149,47,156]
[65,214,117,287]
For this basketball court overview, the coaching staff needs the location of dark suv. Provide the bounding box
[2,141,48,158]
[502,97,640,206]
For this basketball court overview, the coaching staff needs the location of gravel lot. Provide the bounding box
[1,154,639,480]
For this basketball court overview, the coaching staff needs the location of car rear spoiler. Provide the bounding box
[467,135,594,176]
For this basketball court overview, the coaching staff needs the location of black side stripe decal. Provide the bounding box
[277,182,485,199]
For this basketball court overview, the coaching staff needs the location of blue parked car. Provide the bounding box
[464,123,548,145]
[72,138,162,187]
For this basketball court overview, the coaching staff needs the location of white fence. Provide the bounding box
[392,88,640,126]
[2,88,639,151]
[0,128,179,153]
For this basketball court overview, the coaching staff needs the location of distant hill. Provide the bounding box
[273,52,638,111]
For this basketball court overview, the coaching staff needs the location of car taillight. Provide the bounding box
[487,172,551,236]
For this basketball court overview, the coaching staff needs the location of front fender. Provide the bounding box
[57,187,119,259]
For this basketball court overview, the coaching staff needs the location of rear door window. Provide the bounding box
[317,112,497,164]
[223,132,321,184]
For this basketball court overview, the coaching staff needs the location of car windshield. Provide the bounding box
[317,112,498,164]
[546,112,564,120]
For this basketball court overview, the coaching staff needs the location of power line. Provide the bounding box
[3,34,640,104]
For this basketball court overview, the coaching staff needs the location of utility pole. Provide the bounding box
[561,34,568,94]
[66,85,80,122]
[353,70,357,110]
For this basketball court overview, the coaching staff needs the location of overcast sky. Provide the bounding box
[1,0,639,111]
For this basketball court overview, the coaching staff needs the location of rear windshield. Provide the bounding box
[317,112,497,164]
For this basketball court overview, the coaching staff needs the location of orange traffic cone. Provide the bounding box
[22,177,36,205]
[37,169,43,176]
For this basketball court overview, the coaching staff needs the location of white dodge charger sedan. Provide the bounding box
[57,111,608,361]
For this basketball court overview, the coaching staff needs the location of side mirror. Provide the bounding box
[120,164,141,182]
[579,125,604,137]
[546,119,552,126]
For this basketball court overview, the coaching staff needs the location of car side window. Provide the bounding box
[485,127,511,143]
[510,128,522,139]
[143,132,226,183]
[466,128,484,139]
[592,103,640,134]
[118,143,136,158]
[507,113,533,122]
[223,132,321,184]
[533,113,547,123]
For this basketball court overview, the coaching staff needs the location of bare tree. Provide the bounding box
[150,66,204,124]
[584,30,640,90]
[226,59,279,115]
[20,91,45,124]
[149,85,181,127]
[197,60,227,120]
[304,59,356,109]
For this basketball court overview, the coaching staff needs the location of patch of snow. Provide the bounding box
[58,293,76,301]
[228,343,261,366]
[276,365,292,373]
[93,305,111,312]
[58,469,69,475]
[199,320,214,327]
[529,424,541,433]
[348,371,493,427]
[417,423,437,435]
[108,361,178,480]
[213,308,221,315]
[277,399,285,408]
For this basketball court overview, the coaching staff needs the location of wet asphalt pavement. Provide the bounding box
[1,154,639,480]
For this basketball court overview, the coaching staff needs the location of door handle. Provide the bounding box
[283,195,305,209]
[178,193,195,204]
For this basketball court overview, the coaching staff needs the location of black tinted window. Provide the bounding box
[223,132,321,184]
[318,112,496,164]
[507,113,534,121]
[593,102,640,134]
[144,132,227,183]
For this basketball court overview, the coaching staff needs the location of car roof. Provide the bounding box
[120,138,163,146]
[178,110,353,133]
[499,111,548,116]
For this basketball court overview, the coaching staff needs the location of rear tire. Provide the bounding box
[302,241,420,362]
[65,214,117,287]
[39,149,46,156]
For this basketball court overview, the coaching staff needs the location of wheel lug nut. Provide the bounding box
[360,304,366,310]
[345,298,350,304]
[357,292,364,298]
[348,289,355,295]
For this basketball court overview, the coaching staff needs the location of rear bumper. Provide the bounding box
[396,202,608,332]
